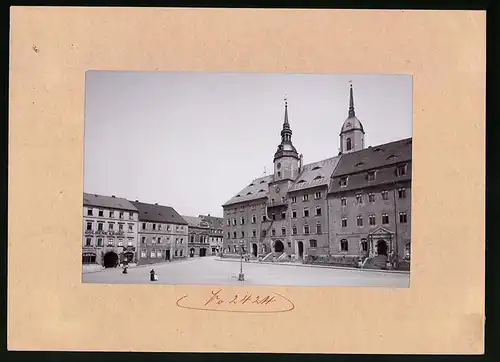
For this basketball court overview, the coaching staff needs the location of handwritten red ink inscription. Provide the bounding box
[176,288,294,313]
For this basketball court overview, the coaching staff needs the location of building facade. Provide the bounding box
[82,193,139,267]
[199,214,224,255]
[222,84,412,269]
[183,216,211,257]
[131,201,189,265]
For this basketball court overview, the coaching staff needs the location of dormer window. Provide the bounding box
[313,176,323,180]
[297,180,306,184]
[355,162,364,167]
[340,177,348,187]
[260,180,266,184]
[386,154,398,160]
[258,189,265,193]
[312,166,321,171]
[249,183,255,186]
[396,164,408,176]
[373,147,384,152]
[246,192,252,195]
[236,194,241,197]
[277,163,281,169]
[367,171,376,181]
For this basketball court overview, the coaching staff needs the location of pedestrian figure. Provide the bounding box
[122,266,128,274]
[150,269,156,281]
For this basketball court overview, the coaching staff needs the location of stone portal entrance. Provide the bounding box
[377,240,388,256]
[298,241,304,259]
[252,243,258,257]
[200,248,207,257]
[103,252,118,268]
[274,240,284,253]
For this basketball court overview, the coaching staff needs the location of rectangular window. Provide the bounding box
[109,223,114,231]
[398,188,406,199]
[368,193,375,202]
[304,225,310,235]
[367,171,376,181]
[272,213,276,221]
[291,196,297,203]
[396,164,407,176]
[119,224,123,231]
[310,239,317,248]
[119,212,124,219]
[399,212,408,223]
[128,212,133,219]
[341,197,347,206]
[252,205,256,210]
[127,239,133,246]
[128,224,133,232]
[316,224,322,234]
[141,236,146,244]
[86,222,92,230]
[109,211,114,218]
[157,250,162,258]
[167,225,171,231]
[292,210,297,218]
[87,209,93,216]
[262,230,267,237]
[252,230,257,237]
[252,215,256,223]
[382,213,389,224]
[240,206,244,212]
[142,223,146,230]
[288,242,292,248]
[118,239,124,247]
[262,214,267,222]
[241,231,245,238]
[340,177,348,187]
[107,239,114,246]
[240,217,245,225]
[302,194,309,201]
[233,231,237,238]
[303,208,309,217]
[315,191,322,199]
[381,191,389,200]
[271,229,276,236]
[152,237,156,244]
[341,240,348,251]
[98,210,104,217]
[98,223,103,231]
[281,228,286,236]
[151,250,156,258]
[152,224,156,230]
[356,193,363,204]
[158,224,162,231]
[227,232,230,239]
[97,238,103,247]
[141,250,146,258]
[227,219,230,226]
[369,214,376,225]
[157,237,161,243]
[281,211,286,220]
[292,226,297,235]
[315,207,322,216]
[357,216,363,227]
[85,237,92,246]
[232,218,236,226]
[341,218,347,228]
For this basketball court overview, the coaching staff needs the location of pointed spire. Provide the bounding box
[283,95,289,125]
[348,81,355,117]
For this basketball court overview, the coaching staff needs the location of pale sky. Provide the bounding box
[84,71,412,218]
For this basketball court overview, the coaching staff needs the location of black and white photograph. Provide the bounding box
[82,71,412,288]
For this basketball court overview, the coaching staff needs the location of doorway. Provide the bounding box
[190,248,195,257]
[252,243,258,257]
[200,248,207,257]
[298,241,304,259]
[124,252,134,263]
[274,240,284,253]
[377,240,388,256]
[165,249,171,261]
[103,252,118,268]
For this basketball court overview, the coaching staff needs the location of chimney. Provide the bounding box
[208,213,210,217]
[135,199,138,202]
[112,195,115,198]
[155,203,158,205]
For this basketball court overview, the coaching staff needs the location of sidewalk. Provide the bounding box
[81,257,193,274]
[215,257,410,275]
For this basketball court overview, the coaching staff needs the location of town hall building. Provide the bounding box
[222,84,411,270]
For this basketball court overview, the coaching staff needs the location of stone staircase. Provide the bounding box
[363,255,388,270]
[261,251,274,262]
[275,252,287,262]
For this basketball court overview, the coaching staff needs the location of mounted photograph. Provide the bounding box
[82,71,412,288]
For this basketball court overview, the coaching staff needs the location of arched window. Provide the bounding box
[361,238,368,252]
[340,239,348,251]
[346,138,352,151]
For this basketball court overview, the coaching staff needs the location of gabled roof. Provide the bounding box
[130,201,188,225]
[83,193,138,212]
[289,156,341,192]
[333,138,412,176]
[222,175,273,207]
[199,215,224,229]
[181,215,210,228]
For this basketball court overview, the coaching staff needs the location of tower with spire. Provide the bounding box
[339,82,365,154]
[273,96,300,182]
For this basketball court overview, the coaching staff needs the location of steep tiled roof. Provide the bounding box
[181,215,204,227]
[130,201,188,225]
[83,193,138,212]
[329,138,412,194]
[289,156,341,192]
[222,175,273,206]
[199,215,224,229]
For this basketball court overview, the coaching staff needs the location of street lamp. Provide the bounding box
[238,240,245,281]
